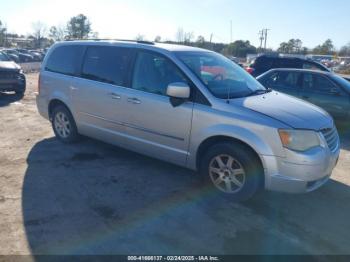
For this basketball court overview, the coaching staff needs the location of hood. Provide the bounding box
[0,61,21,71]
[233,91,333,130]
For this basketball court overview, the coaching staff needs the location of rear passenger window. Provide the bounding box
[81,46,132,86]
[45,46,84,76]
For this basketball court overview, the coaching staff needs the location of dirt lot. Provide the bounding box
[0,73,350,255]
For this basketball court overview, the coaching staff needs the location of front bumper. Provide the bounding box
[262,145,340,194]
[0,73,26,91]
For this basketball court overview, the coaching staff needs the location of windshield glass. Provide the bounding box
[333,74,350,93]
[175,51,266,99]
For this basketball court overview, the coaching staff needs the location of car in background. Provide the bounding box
[0,51,26,95]
[29,50,44,61]
[257,68,350,122]
[1,49,20,63]
[246,55,330,77]
[15,49,35,62]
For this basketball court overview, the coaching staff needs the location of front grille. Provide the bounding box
[0,71,18,79]
[321,126,339,152]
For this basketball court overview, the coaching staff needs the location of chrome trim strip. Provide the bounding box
[80,112,185,141]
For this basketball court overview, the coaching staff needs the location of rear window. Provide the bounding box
[45,45,84,76]
[81,46,132,86]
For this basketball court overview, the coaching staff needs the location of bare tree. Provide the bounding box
[175,27,185,43]
[135,34,145,41]
[184,31,194,44]
[49,25,66,42]
[32,21,47,48]
[175,27,194,44]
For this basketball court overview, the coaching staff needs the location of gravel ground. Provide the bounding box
[0,73,350,255]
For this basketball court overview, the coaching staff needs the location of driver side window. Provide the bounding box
[132,51,188,96]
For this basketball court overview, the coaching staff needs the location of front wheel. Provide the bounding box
[199,142,263,201]
[51,105,79,143]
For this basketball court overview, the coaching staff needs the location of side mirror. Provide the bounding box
[166,82,190,99]
[166,82,190,107]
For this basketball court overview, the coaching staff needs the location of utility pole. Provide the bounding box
[264,29,270,51]
[258,30,264,51]
[258,29,270,53]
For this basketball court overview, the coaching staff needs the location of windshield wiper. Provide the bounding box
[248,88,272,97]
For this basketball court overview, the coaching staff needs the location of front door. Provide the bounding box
[122,50,194,165]
[300,73,350,121]
[262,70,301,98]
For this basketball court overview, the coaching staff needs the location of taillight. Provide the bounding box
[37,73,41,94]
[245,67,255,74]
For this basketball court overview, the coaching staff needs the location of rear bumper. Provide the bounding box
[262,146,340,193]
[36,95,49,120]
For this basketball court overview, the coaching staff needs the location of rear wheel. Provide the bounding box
[51,105,79,143]
[199,142,263,201]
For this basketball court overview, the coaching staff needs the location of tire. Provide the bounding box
[51,105,79,143]
[199,142,263,201]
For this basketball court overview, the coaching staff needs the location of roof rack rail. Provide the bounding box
[64,38,155,45]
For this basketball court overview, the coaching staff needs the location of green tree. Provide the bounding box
[195,35,205,48]
[154,35,161,42]
[313,39,335,55]
[224,40,257,58]
[278,39,304,54]
[66,14,92,40]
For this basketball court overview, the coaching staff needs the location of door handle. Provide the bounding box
[110,93,121,100]
[127,98,141,104]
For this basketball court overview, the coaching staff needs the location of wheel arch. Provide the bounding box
[195,135,266,189]
[48,99,72,120]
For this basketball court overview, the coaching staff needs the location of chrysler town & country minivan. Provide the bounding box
[36,40,340,200]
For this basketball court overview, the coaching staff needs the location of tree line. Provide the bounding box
[0,14,96,49]
[1,15,350,58]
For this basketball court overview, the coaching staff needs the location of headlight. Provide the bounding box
[278,129,321,152]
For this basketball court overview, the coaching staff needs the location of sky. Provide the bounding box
[0,0,349,49]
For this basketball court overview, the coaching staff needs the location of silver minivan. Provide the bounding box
[36,40,340,200]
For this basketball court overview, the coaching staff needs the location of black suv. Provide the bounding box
[247,55,330,77]
[0,51,26,95]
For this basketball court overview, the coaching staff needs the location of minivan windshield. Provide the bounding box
[175,51,267,99]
